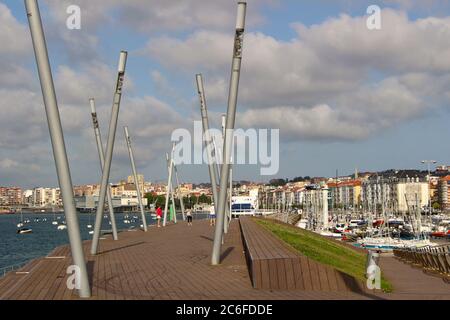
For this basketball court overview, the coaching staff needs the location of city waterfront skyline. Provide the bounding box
[1,0,450,188]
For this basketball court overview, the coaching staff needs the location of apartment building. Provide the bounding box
[0,187,22,206]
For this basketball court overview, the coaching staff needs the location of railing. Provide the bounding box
[254,209,277,216]
[0,262,28,278]
[393,244,450,280]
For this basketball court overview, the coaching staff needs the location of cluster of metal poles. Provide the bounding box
[25,0,247,298]
[163,143,186,226]
[25,0,150,298]
[195,2,247,265]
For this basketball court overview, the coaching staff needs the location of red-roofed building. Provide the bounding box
[327,179,362,210]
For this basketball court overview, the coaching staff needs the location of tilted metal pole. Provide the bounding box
[163,151,174,227]
[229,160,233,227]
[196,74,219,214]
[221,114,226,137]
[89,99,118,240]
[91,51,127,255]
[124,126,148,232]
[174,165,186,221]
[25,0,91,297]
[166,148,177,223]
[219,115,231,234]
[212,2,246,265]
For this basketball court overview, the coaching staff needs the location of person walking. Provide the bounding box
[156,206,163,228]
[209,204,216,227]
[186,209,193,226]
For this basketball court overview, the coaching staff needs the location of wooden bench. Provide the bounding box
[239,217,365,292]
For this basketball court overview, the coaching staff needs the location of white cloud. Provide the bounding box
[0,3,30,57]
[143,8,450,142]
[43,0,273,33]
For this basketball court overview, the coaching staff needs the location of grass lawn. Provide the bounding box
[255,218,393,292]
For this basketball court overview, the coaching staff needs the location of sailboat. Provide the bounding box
[51,207,58,225]
[17,209,32,234]
[87,213,93,229]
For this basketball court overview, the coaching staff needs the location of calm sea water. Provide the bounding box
[0,211,204,271]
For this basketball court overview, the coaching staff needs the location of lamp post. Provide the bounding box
[421,160,436,225]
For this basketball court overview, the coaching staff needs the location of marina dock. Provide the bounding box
[0,219,448,300]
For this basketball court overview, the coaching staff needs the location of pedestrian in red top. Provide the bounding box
[156,206,163,228]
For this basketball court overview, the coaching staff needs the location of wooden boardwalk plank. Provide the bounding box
[0,219,415,301]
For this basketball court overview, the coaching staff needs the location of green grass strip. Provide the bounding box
[255,218,393,292]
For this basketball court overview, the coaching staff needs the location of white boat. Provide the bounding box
[87,224,92,229]
[296,219,308,229]
[231,195,257,217]
[57,225,67,231]
[17,228,32,234]
[52,221,58,225]
[334,223,347,233]
[320,231,342,238]
[357,237,437,251]
[17,223,24,228]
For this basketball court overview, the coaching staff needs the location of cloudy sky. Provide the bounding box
[1,0,450,188]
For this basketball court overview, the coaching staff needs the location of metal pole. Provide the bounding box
[25,0,90,297]
[174,165,186,221]
[91,51,127,255]
[229,163,233,225]
[196,74,219,214]
[221,115,232,234]
[163,151,174,226]
[428,163,432,225]
[212,2,246,265]
[89,99,118,240]
[124,126,148,232]
[166,150,178,223]
[422,160,436,229]
[323,188,329,230]
[221,114,226,137]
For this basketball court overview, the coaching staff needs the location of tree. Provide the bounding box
[145,193,166,209]
[198,194,211,204]
[144,193,155,209]
[189,195,198,207]
[432,202,440,211]
[268,178,287,187]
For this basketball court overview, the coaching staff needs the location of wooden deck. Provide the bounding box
[240,218,365,292]
[0,219,372,300]
[0,218,448,300]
